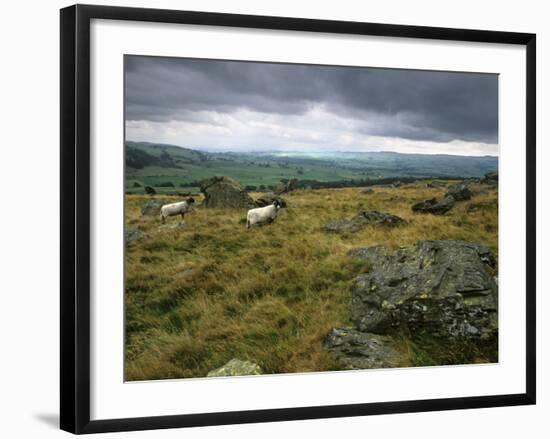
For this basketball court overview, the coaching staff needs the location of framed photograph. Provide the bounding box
[60,4,536,434]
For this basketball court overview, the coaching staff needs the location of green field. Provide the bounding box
[125,141,498,194]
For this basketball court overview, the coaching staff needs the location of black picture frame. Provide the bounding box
[60,4,536,434]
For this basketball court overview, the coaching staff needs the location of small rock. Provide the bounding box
[200,176,255,209]
[141,199,164,216]
[125,228,145,246]
[207,358,262,377]
[426,181,446,188]
[445,183,473,201]
[323,210,405,233]
[324,328,401,369]
[411,196,455,215]
[353,210,406,227]
[361,188,374,194]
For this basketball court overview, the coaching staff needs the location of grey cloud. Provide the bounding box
[125,56,498,144]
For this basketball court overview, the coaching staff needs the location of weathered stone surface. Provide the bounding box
[324,328,401,369]
[353,210,406,227]
[323,211,405,233]
[200,176,255,209]
[254,193,288,208]
[141,199,164,216]
[411,196,455,215]
[445,183,473,201]
[348,240,497,340]
[207,358,262,377]
[125,228,145,246]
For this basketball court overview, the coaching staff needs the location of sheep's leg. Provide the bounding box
[246,219,250,229]
[181,212,185,219]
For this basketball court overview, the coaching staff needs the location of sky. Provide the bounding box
[125,56,498,156]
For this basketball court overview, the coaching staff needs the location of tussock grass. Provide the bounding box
[125,183,498,380]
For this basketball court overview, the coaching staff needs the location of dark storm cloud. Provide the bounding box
[125,56,498,144]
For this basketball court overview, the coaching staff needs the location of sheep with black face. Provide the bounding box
[246,200,282,228]
[159,197,195,223]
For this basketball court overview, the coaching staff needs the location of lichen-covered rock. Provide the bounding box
[141,199,164,216]
[348,240,497,340]
[125,228,145,246]
[323,211,405,233]
[445,183,473,201]
[353,210,406,227]
[324,328,401,369]
[254,193,288,208]
[412,196,455,215]
[200,176,255,209]
[206,358,262,377]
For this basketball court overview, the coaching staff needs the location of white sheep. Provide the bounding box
[246,200,281,228]
[159,197,195,223]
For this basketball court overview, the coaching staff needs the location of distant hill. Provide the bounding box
[125,141,497,193]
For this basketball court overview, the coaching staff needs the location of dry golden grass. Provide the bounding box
[124,182,498,380]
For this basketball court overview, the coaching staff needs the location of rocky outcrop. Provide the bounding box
[326,240,498,369]
[141,199,165,216]
[200,176,255,209]
[323,210,406,233]
[207,358,262,377]
[411,196,455,215]
[348,240,497,338]
[445,183,473,201]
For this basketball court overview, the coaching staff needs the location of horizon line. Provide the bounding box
[125,139,499,159]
